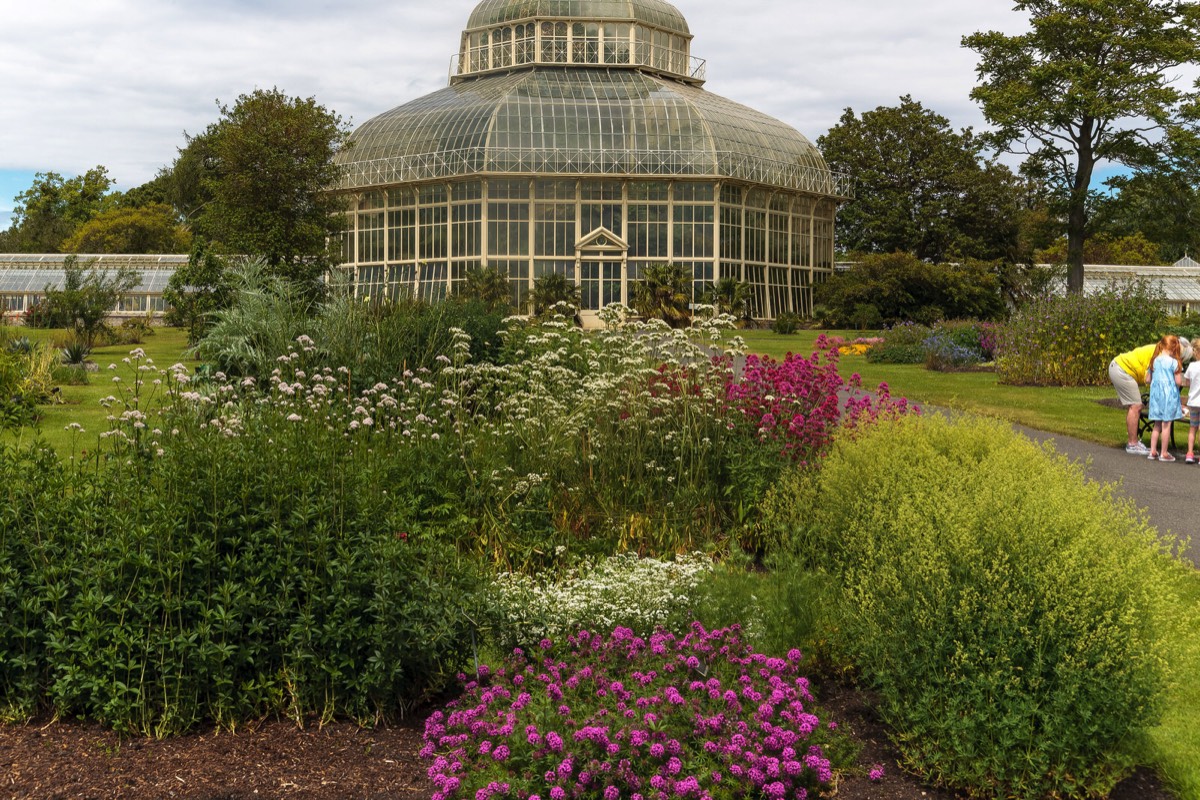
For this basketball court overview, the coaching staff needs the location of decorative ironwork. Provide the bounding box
[334,146,853,198]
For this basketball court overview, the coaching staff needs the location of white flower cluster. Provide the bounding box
[489,551,714,649]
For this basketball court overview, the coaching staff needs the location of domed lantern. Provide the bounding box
[332,0,849,324]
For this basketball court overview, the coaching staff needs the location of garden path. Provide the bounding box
[1009,421,1200,566]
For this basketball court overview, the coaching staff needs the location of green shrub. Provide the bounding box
[996,278,1165,386]
[815,252,1005,328]
[866,321,929,363]
[0,427,484,734]
[771,310,803,334]
[776,414,1177,799]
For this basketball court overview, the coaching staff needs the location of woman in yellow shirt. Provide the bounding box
[1110,339,1191,454]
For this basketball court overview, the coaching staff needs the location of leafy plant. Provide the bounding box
[779,414,1178,799]
[996,277,1165,385]
[531,272,582,320]
[455,266,512,313]
[770,311,803,335]
[631,263,692,329]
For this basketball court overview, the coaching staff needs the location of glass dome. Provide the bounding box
[332,0,849,324]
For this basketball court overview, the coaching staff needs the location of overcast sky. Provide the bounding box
[0,0,1031,229]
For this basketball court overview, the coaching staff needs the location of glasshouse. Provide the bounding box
[0,254,183,322]
[331,0,852,325]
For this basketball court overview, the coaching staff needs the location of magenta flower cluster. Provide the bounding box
[722,336,913,464]
[423,624,836,800]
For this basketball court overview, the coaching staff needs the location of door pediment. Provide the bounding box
[576,226,628,253]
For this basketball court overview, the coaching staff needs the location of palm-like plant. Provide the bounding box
[631,263,692,329]
[456,266,512,312]
[530,272,581,318]
[701,276,751,323]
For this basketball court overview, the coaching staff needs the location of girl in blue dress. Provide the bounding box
[1147,334,1185,461]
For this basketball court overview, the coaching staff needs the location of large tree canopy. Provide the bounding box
[177,88,352,286]
[2,167,114,253]
[817,96,1022,263]
[60,203,191,255]
[964,0,1200,291]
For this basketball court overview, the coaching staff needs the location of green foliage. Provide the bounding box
[964,0,1200,291]
[1,167,114,253]
[59,203,191,255]
[195,264,505,387]
[818,96,1022,262]
[455,267,512,313]
[779,414,1177,799]
[866,322,930,364]
[0,427,483,734]
[816,253,1005,328]
[0,337,55,429]
[163,243,234,345]
[177,88,351,286]
[770,311,802,335]
[631,263,693,328]
[1037,231,1164,266]
[40,255,141,348]
[191,259,318,376]
[996,278,1165,385]
[701,276,752,322]
[529,272,581,318]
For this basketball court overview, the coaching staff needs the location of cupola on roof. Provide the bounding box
[466,0,691,36]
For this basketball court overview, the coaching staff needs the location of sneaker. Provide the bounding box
[1161,453,1177,463]
[1187,456,1196,465]
[1148,452,1158,460]
[1126,442,1151,455]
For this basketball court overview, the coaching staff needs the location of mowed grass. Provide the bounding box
[3,326,198,454]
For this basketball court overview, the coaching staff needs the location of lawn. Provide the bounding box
[3,326,198,454]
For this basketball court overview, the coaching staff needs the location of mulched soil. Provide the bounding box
[0,684,1176,799]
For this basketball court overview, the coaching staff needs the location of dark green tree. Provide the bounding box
[1093,127,1200,261]
[964,0,1200,292]
[2,167,114,253]
[163,243,234,344]
[43,255,141,347]
[631,263,692,329]
[176,88,351,286]
[814,252,1005,327]
[817,96,1023,262]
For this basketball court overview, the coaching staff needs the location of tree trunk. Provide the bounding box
[1066,120,1096,294]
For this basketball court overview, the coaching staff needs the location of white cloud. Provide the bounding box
[0,0,1026,190]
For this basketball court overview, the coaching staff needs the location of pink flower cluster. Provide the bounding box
[423,624,837,800]
[722,336,913,464]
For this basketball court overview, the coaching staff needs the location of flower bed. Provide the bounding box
[423,624,837,800]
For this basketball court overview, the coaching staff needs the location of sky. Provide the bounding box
[0,0,1042,231]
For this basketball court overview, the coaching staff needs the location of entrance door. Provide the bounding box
[580,258,623,311]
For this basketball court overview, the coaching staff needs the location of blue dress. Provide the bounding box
[1148,353,1183,422]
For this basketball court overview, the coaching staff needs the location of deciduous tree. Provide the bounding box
[60,203,191,254]
[3,167,114,253]
[817,96,1022,262]
[177,88,352,287]
[964,0,1200,291]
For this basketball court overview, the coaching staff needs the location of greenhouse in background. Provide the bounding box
[330,0,851,326]
[0,254,184,321]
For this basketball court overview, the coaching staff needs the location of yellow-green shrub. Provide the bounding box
[776,414,1178,799]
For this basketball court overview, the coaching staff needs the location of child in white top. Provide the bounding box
[1184,350,1200,463]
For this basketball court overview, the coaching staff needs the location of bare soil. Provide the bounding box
[0,685,1175,799]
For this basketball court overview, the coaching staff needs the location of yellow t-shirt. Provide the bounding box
[1114,344,1157,384]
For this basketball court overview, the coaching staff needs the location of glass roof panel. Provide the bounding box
[337,69,845,196]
